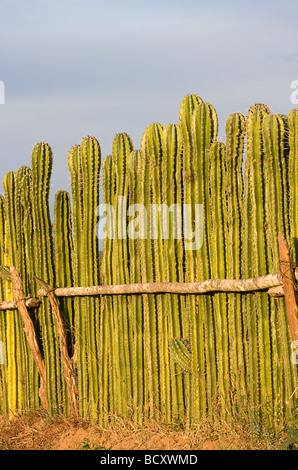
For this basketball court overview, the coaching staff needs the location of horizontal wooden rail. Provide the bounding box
[0,297,40,311]
[37,269,298,298]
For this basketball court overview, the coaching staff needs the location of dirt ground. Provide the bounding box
[0,411,284,450]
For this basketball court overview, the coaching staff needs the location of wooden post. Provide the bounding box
[34,276,79,418]
[9,267,48,410]
[278,233,298,359]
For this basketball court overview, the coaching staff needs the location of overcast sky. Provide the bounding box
[0,0,297,206]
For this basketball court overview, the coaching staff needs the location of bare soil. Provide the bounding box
[0,410,283,450]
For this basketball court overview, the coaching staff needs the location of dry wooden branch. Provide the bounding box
[0,298,40,311]
[267,286,285,297]
[34,276,79,418]
[37,271,296,298]
[9,267,48,410]
[278,233,298,346]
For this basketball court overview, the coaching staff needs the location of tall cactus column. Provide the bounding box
[209,141,230,418]
[99,155,116,422]
[3,169,39,413]
[139,126,161,420]
[54,191,74,354]
[191,102,218,417]
[288,109,298,263]
[68,145,87,417]
[242,104,274,424]
[127,150,144,423]
[179,94,204,424]
[263,113,298,425]
[0,195,7,414]
[161,123,186,422]
[68,137,101,421]
[2,174,21,415]
[31,143,63,414]
[81,136,101,421]
[225,113,247,410]
[20,169,41,410]
[53,190,76,416]
[143,122,173,421]
[111,133,134,418]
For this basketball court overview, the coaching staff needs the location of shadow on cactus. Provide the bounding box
[0,266,11,282]
[169,338,192,373]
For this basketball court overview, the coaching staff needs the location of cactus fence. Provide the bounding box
[0,95,297,431]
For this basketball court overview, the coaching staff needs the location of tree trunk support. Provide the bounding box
[9,267,48,410]
[278,233,298,360]
[34,276,79,418]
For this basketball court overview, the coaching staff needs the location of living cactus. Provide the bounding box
[126,150,144,423]
[67,136,101,421]
[288,109,298,262]
[262,113,297,424]
[31,143,64,414]
[169,338,192,373]
[99,155,116,421]
[0,94,296,432]
[208,141,230,417]
[225,112,246,410]
[54,190,74,351]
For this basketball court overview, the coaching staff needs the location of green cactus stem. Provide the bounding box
[288,109,298,263]
[179,93,204,424]
[263,113,298,425]
[31,143,63,414]
[225,112,247,410]
[169,338,191,373]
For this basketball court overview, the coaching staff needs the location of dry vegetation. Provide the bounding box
[0,409,286,451]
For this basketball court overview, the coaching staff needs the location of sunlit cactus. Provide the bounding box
[67,136,101,421]
[0,93,296,431]
[225,112,246,409]
[288,109,298,262]
[169,338,191,373]
[262,113,297,424]
[192,102,218,414]
[54,190,74,360]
